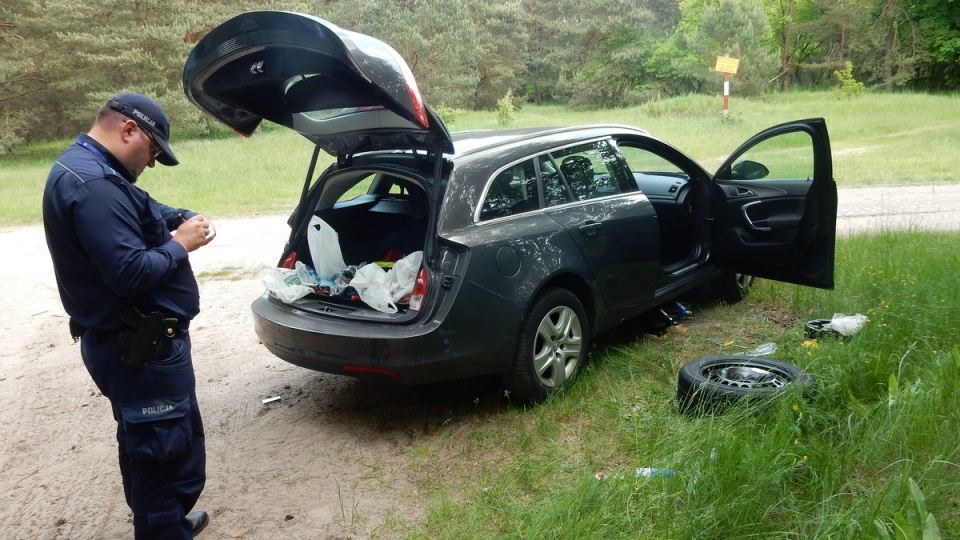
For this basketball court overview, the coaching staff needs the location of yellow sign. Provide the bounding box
[715,56,740,74]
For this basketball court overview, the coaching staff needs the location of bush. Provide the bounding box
[432,104,465,127]
[833,61,865,98]
[496,90,516,127]
[638,94,721,118]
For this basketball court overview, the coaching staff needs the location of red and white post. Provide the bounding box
[723,72,731,117]
[714,54,740,118]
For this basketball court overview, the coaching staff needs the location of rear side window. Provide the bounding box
[539,154,572,207]
[551,140,634,201]
[479,160,539,221]
[477,139,635,222]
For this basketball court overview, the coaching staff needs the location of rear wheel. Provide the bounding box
[712,272,755,303]
[501,288,590,402]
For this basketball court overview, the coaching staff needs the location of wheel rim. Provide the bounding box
[704,361,791,390]
[736,274,755,291]
[532,305,583,388]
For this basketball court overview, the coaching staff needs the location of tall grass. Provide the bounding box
[408,231,960,539]
[3,91,960,226]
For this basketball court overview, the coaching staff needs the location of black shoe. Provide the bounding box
[186,511,209,536]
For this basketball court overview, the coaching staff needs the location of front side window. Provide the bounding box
[718,131,815,182]
[616,143,692,195]
[618,145,687,177]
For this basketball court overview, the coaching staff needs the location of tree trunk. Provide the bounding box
[525,0,542,105]
[884,0,897,92]
[779,0,795,90]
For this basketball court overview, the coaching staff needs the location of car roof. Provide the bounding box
[450,125,653,160]
[345,124,657,169]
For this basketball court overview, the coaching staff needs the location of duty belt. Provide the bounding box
[70,311,187,342]
[69,306,188,368]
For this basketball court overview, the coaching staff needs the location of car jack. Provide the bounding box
[659,300,691,326]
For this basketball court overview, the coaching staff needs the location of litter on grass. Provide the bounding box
[805,313,868,339]
[707,339,778,356]
[595,467,676,481]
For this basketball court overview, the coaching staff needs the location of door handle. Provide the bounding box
[741,201,772,231]
[579,221,603,236]
[728,186,756,198]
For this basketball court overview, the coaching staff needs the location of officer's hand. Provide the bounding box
[174,215,215,252]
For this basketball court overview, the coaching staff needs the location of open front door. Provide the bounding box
[711,118,836,289]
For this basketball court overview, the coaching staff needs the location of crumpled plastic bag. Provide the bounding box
[829,313,868,336]
[740,342,777,356]
[307,216,347,280]
[263,268,313,304]
[387,251,423,302]
[350,251,423,314]
[350,264,397,314]
[295,261,320,286]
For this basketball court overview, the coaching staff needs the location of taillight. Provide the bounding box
[408,269,428,312]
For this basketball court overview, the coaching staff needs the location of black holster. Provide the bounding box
[69,318,83,343]
[114,306,179,369]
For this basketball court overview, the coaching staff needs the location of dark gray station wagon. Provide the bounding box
[184,11,836,401]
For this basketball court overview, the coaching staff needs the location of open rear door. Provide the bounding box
[710,118,836,289]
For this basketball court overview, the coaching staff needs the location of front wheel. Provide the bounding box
[712,272,755,303]
[501,288,590,402]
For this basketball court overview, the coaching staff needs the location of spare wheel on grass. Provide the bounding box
[677,355,814,414]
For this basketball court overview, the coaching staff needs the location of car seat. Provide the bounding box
[560,156,594,200]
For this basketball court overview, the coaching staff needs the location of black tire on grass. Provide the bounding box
[677,355,814,415]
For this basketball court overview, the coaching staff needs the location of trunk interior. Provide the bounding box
[316,195,427,266]
[278,169,431,318]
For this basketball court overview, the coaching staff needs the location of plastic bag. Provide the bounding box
[829,313,868,336]
[262,268,313,304]
[350,264,398,314]
[295,261,320,286]
[387,251,423,302]
[739,342,778,356]
[348,252,423,314]
[307,216,347,280]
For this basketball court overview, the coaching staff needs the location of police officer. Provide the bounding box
[43,93,213,538]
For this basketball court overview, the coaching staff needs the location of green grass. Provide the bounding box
[398,231,960,539]
[4,91,960,227]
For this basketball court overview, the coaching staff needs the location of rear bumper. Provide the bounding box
[251,289,519,384]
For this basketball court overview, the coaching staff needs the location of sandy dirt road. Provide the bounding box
[1,184,958,539]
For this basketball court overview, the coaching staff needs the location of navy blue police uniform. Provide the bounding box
[43,103,206,538]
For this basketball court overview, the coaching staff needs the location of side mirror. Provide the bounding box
[730,160,769,180]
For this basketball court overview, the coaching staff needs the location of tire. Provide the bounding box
[677,355,814,415]
[805,319,842,340]
[501,288,590,402]
[712,272,755,303]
